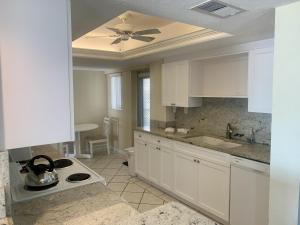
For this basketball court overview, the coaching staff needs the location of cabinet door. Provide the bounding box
[175,61,189,107]
[197,160,230,221]
[161,63,176,106]
[148,144,161,184]
[0,0,73,149]
[160,146,174,191]
[135,140,149,178]
[174,151,198,203]
[248,48,273,113]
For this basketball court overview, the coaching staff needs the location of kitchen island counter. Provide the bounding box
[12,182,137,225]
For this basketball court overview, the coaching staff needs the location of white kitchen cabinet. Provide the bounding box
[161,61,202,107]
[174,151,198,203]
[248,48,274,113]
[197,160,230,221]
[190,54,248,97]
[148,144,161,184]
[160,146,174,191]
[0,0,74,149]
[134,139,149,178]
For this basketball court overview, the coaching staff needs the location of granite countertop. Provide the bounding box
[0,217,13,225]
[135,127,270,164]
[118,202,220,225]
[12,182,137,225]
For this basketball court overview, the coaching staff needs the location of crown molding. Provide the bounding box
[72,29,231,60]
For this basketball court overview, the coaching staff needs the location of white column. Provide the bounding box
[269,2,300,225]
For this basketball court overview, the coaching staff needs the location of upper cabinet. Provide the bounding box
[162,61,202,107]
[0,0,74,149]
[248,48,274,113]
[190,54,248,98]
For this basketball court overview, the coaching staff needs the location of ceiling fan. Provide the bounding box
[85,14,161,45]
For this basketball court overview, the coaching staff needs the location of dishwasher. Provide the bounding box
[230,156,270,225]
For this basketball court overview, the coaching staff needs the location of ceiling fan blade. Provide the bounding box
[133,28,161,35]
[106,27,124,34]
[111,38,122,45]
[131,35,155,42]
[84,35,117,39]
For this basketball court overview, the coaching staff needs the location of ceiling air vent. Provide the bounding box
[190,0,245,18]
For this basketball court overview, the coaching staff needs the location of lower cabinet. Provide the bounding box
[135,139,149,178]
[148,144,161,184]
[197,160,230,221]
[160,146,174,191]
[134,132,230,221]
[174,151,198,203]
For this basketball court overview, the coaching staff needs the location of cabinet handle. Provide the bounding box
[139,135,142,138]
[157,140,160,143]
[197,160,200,163]
[156,147,160,150]
[144,144,147,146]
[193,159,196,163]
[171,103,176,106]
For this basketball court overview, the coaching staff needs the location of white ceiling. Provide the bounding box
[71,0,298,68]
[72,10,207,52]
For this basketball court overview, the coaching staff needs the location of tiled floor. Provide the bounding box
[79,151,178,213]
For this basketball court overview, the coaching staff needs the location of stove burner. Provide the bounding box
[24,181,59,191]
[54,159,73,169]
[66,173,91,183]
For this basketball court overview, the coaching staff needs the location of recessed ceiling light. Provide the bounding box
[190,0,246,18]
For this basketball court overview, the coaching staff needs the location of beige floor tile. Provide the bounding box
[117,167,130,175]
[135,180,151,189]
[146,186,165,197]
[110,175,131,183]
[129,203,139,209]
[160,194,177,203]
[101,168,119,175]
[124,183,145,193]
[107,182,127,192]
[141,193,164,205]
[105,163,123,169]
[102,174,113,183]
[121,192,143,203]
[128,177,140,183]
[138,204,161,213]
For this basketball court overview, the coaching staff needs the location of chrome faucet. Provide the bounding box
[226,123,233,139]
[247,128,256,144]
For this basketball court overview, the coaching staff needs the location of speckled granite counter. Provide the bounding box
[135,127,270,164]
[12,182,137,225]
[118,202,219,225]
[0,217,13,225]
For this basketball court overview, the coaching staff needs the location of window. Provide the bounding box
[111,74,122,110]
[137,71,150,128]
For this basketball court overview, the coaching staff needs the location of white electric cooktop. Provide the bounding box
[10,158,105,202]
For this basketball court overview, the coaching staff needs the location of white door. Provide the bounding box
[162,63,176,106]
[175,61,189,107]
[197,160,230,221]
[248,48,274,113]
[148,144,161,184]
[174,151,198,203]
[160,146,174,191]
[0,0,73,149]
[135,140,149,178]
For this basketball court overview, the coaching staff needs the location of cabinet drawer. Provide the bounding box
[134,131,149,141]
[148,135,173,148]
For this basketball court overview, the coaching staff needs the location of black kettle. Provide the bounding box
[24,155,59,191]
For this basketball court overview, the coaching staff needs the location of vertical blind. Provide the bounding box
[111,74,122,110]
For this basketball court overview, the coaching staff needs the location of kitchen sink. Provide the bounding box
[183,136,241,149]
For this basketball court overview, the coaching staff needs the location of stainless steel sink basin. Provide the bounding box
[184,136,241,149]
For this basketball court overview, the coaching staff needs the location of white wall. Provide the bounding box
[269,2,300,225]
[107,71,132,151]
[73,69,107,140]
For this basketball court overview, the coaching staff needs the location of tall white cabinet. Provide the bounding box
[248,48,274,113]
[0,0,74,149]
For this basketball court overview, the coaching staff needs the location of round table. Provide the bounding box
[74,123,99,158]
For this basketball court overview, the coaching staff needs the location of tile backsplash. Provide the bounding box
[175,98,271,145]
